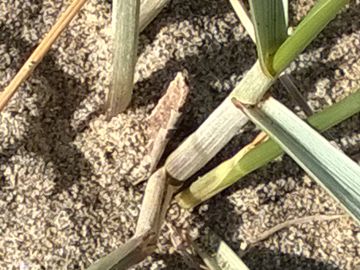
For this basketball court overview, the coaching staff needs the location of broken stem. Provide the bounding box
[166,60,274,181]
[87,168,177,270]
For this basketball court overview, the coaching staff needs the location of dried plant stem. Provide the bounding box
[87,168,176,269]
[86,229,154,270]
[166,60,273,181]
[135,168,176,237]
[165,96,248,181]
[87,73,189,268]
[106,0,140,118]
[0,0,170,113]
[141,72,189,179]
[249,214,345,244]
[0,0,88,111]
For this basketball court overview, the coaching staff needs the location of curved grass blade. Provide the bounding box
[241,96,360,223]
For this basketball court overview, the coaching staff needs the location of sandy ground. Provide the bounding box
[0,0,359,269]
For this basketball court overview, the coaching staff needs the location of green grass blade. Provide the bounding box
[242,96,360,223]
[229,0,312,115]
[273,0,349,74]
[176,89,360,209]
[106,0,140,118]
[249,0,288,75]
[86,233,150,270]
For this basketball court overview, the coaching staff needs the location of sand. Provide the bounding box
[0,0,359,269]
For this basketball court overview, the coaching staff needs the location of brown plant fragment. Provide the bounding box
[136,72,190,184]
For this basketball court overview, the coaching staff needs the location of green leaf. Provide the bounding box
[106,0,140,118]
[249,0,288,75]
[273,0,349,74]
[176,89,360,209]
[242,96,360,223]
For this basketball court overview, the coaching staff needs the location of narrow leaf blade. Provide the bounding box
[249,0,288,74]
[107,0,140,118]
[242,96,360,223]
[273,0,349,74]
[229,0,256,41]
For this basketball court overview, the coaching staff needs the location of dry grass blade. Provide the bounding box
[249,214,345,244]
[86,230,154,270]
[0,0,170,114]
[136,72,189,184]
[87,168,176,269]
[0,0,88,111]
[135,168,175,237]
